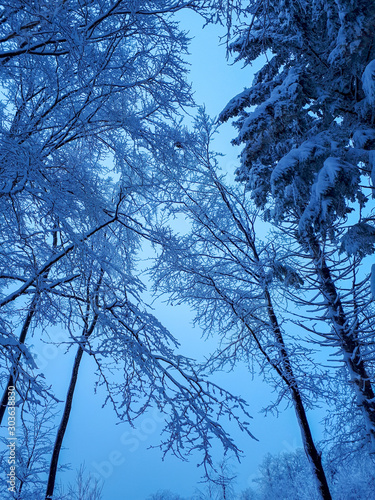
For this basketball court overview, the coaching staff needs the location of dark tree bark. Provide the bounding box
[264,289,332,500]
[308,234,375,450]
[0,293,39,425]
[217,182,332,499]
[45,315,98,500]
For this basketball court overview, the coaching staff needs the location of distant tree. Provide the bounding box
[253,450,319,500]
[217,0,375,453]
[329,452,375,500]
[147,490,186,500]
[238,488,259,500]
[0,397,59,499]
[248,447,375,500]
[57,465,103,500]
[195,459,237,500]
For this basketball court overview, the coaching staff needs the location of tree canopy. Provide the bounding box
[1,1,375,499]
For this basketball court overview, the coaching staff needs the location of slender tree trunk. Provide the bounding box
[0,293,39,425]
[264,290,332,500]
[308,235,375,451]
[45,314,98,500]
[215,178,332,498]
[1,229,58,424]
[45,345,84,500]
[291,386,331,499]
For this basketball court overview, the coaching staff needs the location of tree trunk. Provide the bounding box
[0,293,39,425]
[290,384,332,500]
[308,235,375,451]
[216,180,332,498]
[45,345,84,500]
[45,313,98,500]
[1,231,58,424]
[264,290,332,500]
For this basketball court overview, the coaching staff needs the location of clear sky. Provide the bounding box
[26,10,323,500]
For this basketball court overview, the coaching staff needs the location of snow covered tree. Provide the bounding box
[202,459,237,500]
[218,0,375,453]
[253,449,319,500]
[147,491,186,500]
[0,0,194,420]
[0,2,256,497]
[41,226,254,500]
[238,488,259,500]
[248,446,375,500]
[0,396,60,500]
[328,451,375,500]
[56,465,103,500]
[150,111,331,499]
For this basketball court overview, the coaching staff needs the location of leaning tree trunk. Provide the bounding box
[0,293,39,425]
[308,234,375,451]
[1,229,59,424]
[263,289,332,500]
[45,314,98,500]
[45,345,84,500]
[215,178,332,499]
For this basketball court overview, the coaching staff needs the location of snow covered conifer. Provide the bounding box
[219,0,375,452]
